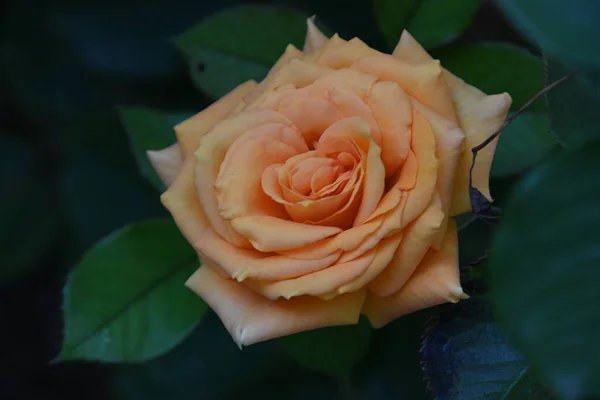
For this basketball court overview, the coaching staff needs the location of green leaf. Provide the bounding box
[174,5,309,98]
[545,58,600,149]
[0,134,60,281]
[422,294,554,399]
[57,218,207,363]
[278,316,372,380]
[374,0,480,50]
[494,0,600,68]
[119,107,179,192]
[491,112,554,177]
[490,144,600,398]
[432,43,544,110]
[407,0,480,49]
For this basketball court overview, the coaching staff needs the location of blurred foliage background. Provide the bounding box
[1,0,599,399]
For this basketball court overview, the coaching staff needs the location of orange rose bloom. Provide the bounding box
[149,19,511,346]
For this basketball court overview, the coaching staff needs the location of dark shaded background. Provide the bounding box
[0,1,528,398]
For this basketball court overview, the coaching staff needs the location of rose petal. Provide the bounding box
[161,157,210,246]
[353,54,458,123]
[195,228,342,281]
[317,117,385,226]
[316,37,379,69]
[335,233,403,295]
[147,143,183,188]
[186,266,366,346]
[368,193,444,296]
[176,80,257,157]
[246,248,377,299]
[393,30,511,215]
[342,109,438,262]
[303,16,328,54]
[215,123,308,221]
[363,219,468,328]
[194,109,294,248]
[277,218,383,260]
[366,81,412,177]
[246,48,333,108]
[410,100,464,247]
[447,87,511,215]
[230,215,342,253]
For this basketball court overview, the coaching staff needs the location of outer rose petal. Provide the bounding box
[368,193,444,296]
[363,219,468,328]
[147,143,183,188]
[175,80,257,158]
[195,228,342,281]
[186,266,366,347]
[161,157,210,248]
[246,248,376,299]
[303,16,328,54]
[393,30,511,215]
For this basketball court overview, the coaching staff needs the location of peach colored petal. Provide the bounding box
[316,37,380,69]
[176,80,257,157]
[215,123,307,221]
[336,233,403,295]
[366,81,412,177]
[161,157,210,246]
[410,100,464,247]
[447,86,512,215]
[352,54,458,123]
[327,87,382,146]
[246,49,333,108]
[303,16,328,54]
[195,228,342,281]
[392,30,511,215]
[286,191,354,227]
[392,30,433,65]
[194,109,294,248]
[246,249,377,299]
[311,68,377,99]
[363,219,468,328]
[316,116,385,226]
[278,218,383,260]
[368,193,444,296]
[230,215,342,253]
[147,143,183,188]
[278,96,345,146]
[186,266,366,346]
[401,110,439,226]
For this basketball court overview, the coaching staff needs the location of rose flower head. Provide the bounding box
[148,18,511,347]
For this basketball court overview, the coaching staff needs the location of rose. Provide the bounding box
[148,18,511,347]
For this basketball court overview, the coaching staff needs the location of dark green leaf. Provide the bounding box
[407,0,480,49]
[494,0,600,68]
[433,43,544,110]
[491,112,554,177]
[0,134,59,281]
[111,312,337,400]
[119,107,179,192]
[490,144,600,398]
[545,58,600,149]
[422,290,554,399]
[373,0,417,50]
[174,5,309,98]
[57,218,207,362]
[374,0,480,50]
[278,316,372,380]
